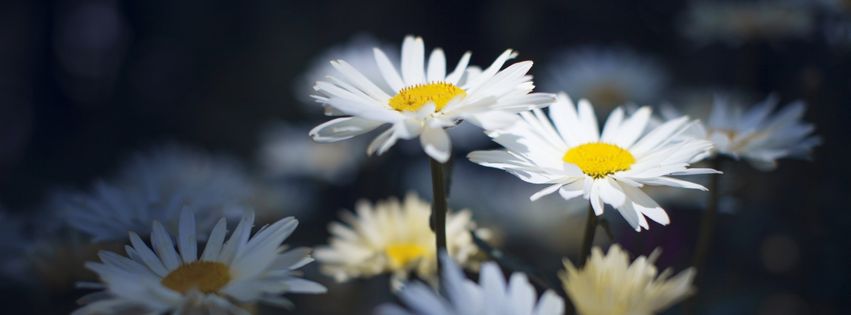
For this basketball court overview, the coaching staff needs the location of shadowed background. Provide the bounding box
[0,0,849,314]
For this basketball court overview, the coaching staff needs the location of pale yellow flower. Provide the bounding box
[560,245,695,315]
[314,193,487,286]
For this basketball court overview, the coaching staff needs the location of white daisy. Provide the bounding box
[57,145,256,241]
[541,47,666,109]
[560,245,695,315]
[376,252,565,315]
[681,1,814,44]
[74,210,326,314]
[469,94,717,231]
[309,35,556,163]
[662,95,821,170]
[314,193,487,286]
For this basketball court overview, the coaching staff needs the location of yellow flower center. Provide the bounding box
[563,142,636,179]
[385,244,427,268]
[388,82,466,112]
[160,261,231,294]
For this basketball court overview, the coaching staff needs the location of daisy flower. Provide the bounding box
[560,245,695,315]
[74,210,326,314]
[469,94,717,231]
[309,35,555,162]
[541,47,666,110]
[56,145,256,241]
[314,193,487,286]
[662,95,821,170]
[376,253,565,315]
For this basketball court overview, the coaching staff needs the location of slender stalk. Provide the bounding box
[429,158,449,276]
[578,206,597,267]
[687,158,723,314]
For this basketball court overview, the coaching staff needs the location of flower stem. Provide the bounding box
[429,157,449,276]
[578,206,597,266]
[687,157,723,314]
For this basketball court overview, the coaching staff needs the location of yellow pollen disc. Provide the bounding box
[563,142,636,179]
[385,244,427,268]
[160,261,231,294]
[388,82,466,112]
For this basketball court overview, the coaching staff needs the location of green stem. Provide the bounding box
[429,158,449,276]
[687,158,723,314]
[578,206,597,267]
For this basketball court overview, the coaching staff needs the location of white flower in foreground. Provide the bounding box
[469,94,717,231]
[74,210,325,315]
[663,95,821,170]
[309,35,555,162]
[542,47,666,109]
[560,245,695,315]
[377,253,564,315]
[314,193,487,285]
[56,145,255,241]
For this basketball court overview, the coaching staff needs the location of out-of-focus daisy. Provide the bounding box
[297,34,398,111]
[258,122,365,184]
[560,245,695,315]
[541,47,666,110]
[469,94,717,231]
[309,35,555,162]
[116,145,255,212]
[74,210,325,314]
[314,193,487,286]
[662,95,821,170]
[681,1,814,44]
[56,145,256,241]
[376,253,565,315]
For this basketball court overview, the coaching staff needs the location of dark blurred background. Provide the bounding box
[0,0,849,314]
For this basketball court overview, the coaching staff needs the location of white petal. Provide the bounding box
[401,36,426,85]
[310,117,384,142]
[445,52,472,84]
[426,48,446,82]
[530,183,563,201]
[177,208,197,263]
[201,218,228,261]
[367,128,399,156]
[374,48,405,91]
[612,106,651,148]
[421,127,451,162]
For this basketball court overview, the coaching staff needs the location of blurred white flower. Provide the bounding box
[662,95,821,170]
[541,47,666,110]
[74,210,325,314]
[681,1,815,44]
[377,253,565,315]
[297,34,398,111]
[55,145,257,241]
[560,245,695,315]
[258,122,365,184]
[309,35,555,162]
[469,94,717,231]
[314,193,488,287]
